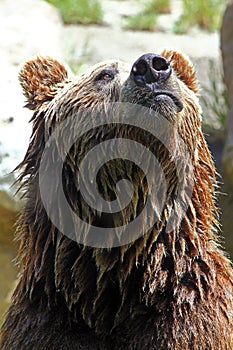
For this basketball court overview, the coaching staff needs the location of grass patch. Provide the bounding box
[125,0,171,31]
[145,0,171,14]
[125,12,158,31]
[174,0,228,33]
[46,0,103,25]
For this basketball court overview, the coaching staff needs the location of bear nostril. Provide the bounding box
[131,53,171,86]
[152,56,170,72]
[132,60,147,76]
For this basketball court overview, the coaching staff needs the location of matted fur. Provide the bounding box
[0,50,233,350]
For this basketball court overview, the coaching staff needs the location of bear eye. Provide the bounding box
[102,73,113,81]
[95,70,114,82]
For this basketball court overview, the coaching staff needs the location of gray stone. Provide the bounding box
[0,0,63,193]
[221,1,233,187]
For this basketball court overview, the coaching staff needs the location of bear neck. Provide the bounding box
[14,115,219,335]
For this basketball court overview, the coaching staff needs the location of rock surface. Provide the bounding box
[0,0,64,325]
[221,1,233,188]
[219,1,233,257]
[0,0,63,189]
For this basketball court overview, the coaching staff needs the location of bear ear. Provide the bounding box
[19,56,69,110]
[159,49,199,93]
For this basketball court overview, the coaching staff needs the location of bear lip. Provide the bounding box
[152,90,183,112]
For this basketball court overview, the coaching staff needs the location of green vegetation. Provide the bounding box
[125,0,170,31]
[174,0,228,33]
[201,60,228,130]
[46,0,103,25]
[45,0,227,33]
[144,0,171,14]
[125,12,158,31]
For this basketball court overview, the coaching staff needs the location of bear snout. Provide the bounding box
[130,53,171,87]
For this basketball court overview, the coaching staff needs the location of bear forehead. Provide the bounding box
[78,60,131,84]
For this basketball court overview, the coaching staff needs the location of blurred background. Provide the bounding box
[0,0,233,325]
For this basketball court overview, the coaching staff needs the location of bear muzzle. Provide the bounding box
[130,53,183,112]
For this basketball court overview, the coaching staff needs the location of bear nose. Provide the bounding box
[131,53,171,87]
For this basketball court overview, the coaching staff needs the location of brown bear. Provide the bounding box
[0,49,233,350]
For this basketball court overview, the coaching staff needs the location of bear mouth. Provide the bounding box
[152,90,183,112]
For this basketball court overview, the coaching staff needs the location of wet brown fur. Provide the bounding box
[0,50,233,349]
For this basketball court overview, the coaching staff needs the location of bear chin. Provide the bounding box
[153,92,183,111]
